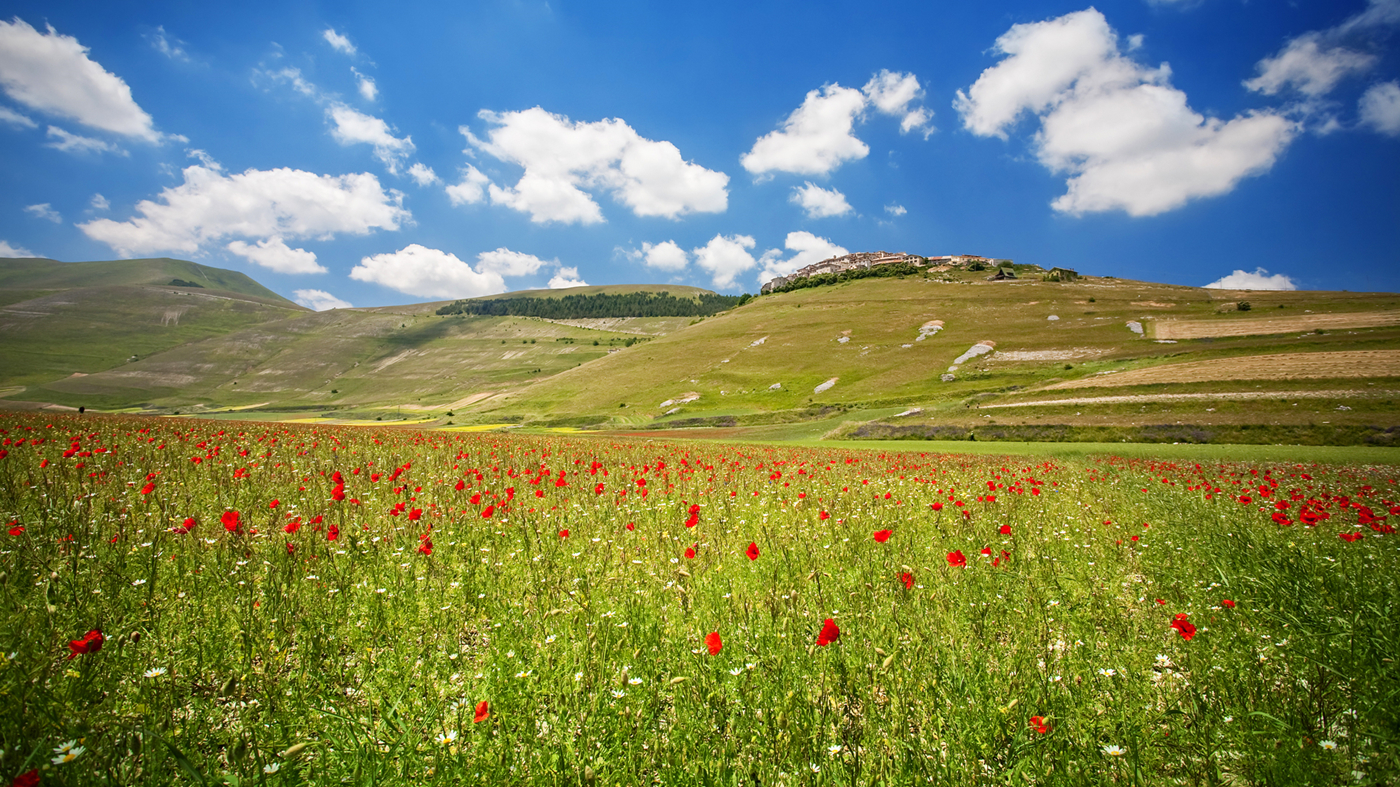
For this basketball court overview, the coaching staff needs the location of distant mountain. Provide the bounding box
[0,257,296,306]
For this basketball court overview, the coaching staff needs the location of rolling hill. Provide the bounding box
[3,257,1398,444]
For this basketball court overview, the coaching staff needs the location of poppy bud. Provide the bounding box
[130,631,141,644]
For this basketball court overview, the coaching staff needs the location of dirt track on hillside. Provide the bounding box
[981,389,1396,409]
[1153,311,1400,340]
[1044,351,1400,389]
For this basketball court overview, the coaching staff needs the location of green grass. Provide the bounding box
[2,412,1398,785]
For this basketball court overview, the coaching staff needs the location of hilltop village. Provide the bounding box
[760,252,1015,293]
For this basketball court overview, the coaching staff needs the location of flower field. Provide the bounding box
[1,412,1398,785]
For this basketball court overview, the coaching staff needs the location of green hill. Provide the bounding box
[0,257,294,305]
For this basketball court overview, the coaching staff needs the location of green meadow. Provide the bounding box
[2,412,1397,785]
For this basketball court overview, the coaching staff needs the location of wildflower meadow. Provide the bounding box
[1,412,1397,785]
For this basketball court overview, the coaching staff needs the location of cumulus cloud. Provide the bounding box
[463,107,728,224]
[1245,35,1376,97]
[294,288,352,311]
[226,236,325,274]
[548,266,588,289]
[884,203,907,216]
[148,26,189,62]
[742,72,933,176]
[323,28,356,56]
[863,70,933,136]
[445,164,491,205]
[407,163,439,186]
[0,19,162,142]
[79,163,409,257]
[350,244,505,299]
[741,84,869,176]
[690,234,762,290]
[0,239,35,257]
[0,105,35,128]
[24,203,60,223]
[45,125,119,154]
[328,104,414,173]
[626,240,690,272]
[90,193,109,211]
[1360,80,1400,134]
[260,66,318,98]
[1246,0,1399,98]
[475,248,553,277]
[1203,268,1298,291]
[755,231,848,284]
[352,68,377,101]
[955,9,1296,217]
[790,182,853,218]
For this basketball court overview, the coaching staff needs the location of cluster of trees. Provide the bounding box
[765,262,926,295]
[436,291,749,319]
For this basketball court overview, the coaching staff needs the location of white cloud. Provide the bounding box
[350,244,505,299]
[0,105,35,128]
[884,203,907,216]
[0,19,161,141]
[1360,80,1400,135]
[262,66,318,98]
[630,240,690,272]
[45,125,119,154]
[323,28,356,56]
[692,234,766,290]
[79,163,409,257]
[328,104,414,173]
[148,26,189,62]
[1245,0,1400,99]
[226,236,325,274]
[955,9,1296,217]
[24,203,60,223]
[89,193,108,211]
[407,162,439,186]
[353,68,378,102]
[756,231,848,284]
[464,107,728,224]
[0,239,35,257]
[863,70,933,136]
[475,248,553,277]
[1244,35,1376,97]
[790,182,853,218]
[1203,268,1297,290]
[293,288,352,311]
[548,266,588,289]
[445,164,491,204]
[741,84,869,176]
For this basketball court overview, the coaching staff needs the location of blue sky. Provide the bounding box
[0,0,1397,309]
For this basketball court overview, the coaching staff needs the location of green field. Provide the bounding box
[2,412,1397,785]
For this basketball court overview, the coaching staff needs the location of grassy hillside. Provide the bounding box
[463,268,1400,438]
[0,257,294,305]
[0,258,305,392]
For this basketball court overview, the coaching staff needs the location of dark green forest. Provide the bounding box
[436,291,749,319]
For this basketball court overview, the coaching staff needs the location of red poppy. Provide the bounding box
[746,542,760,561]
[900,571,914,590]
[418,538,433,556]
[1155,598,1166,605]
[7,522,23,536]
[873,529,892,543]
[283,517,301,534]
[327,524,339,541]
[819,510,830,520]
[559,529,570,539]
[980,546,992,556]
[473,700,490,723]
[931,502,943,512]
[816,618,840,646]
[1170,613,1197,641]
[1340,532,1364,542]
[408,508,423,521]
[221,510,242,534]
[684,545,696,559]
[140,482,155,495]
[999,524,1011,535]
[172,517,195,535]
[269,499,279,509]
[1029,715,1051,734]
[595,483,605,495]
[481,504,495,519]
[331,485,346,502]
[286,542,296,555]
[705,631,722,656]
[626,522,635,531]
[1221,599,1235,608]
[454,479,466,491]
[67,629,104,659]
[946,550,966,568]
[11,769,39,787]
